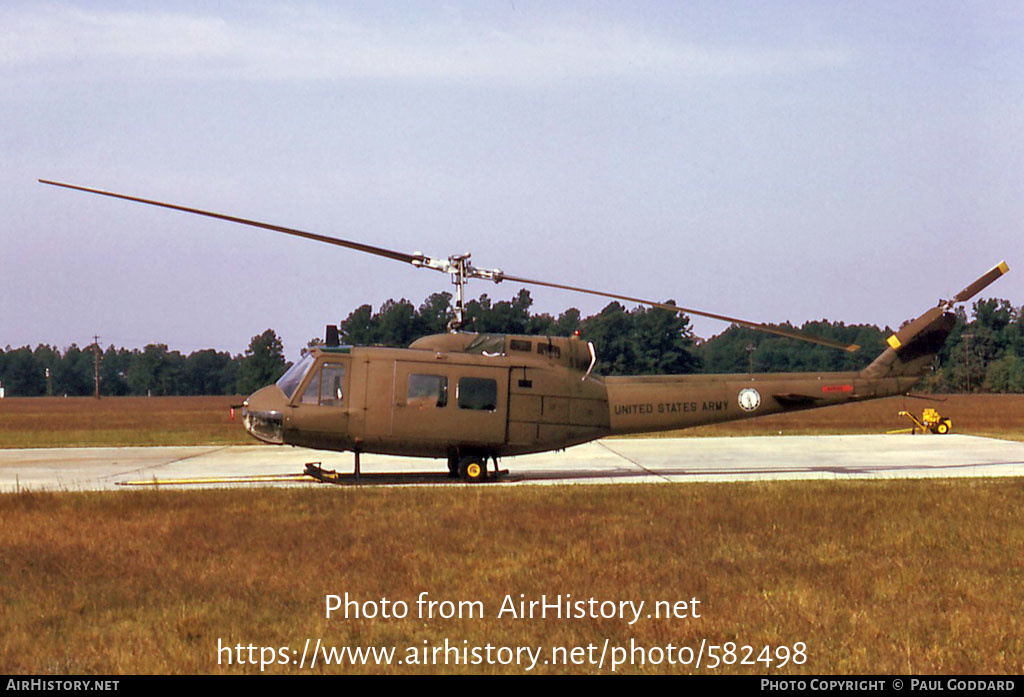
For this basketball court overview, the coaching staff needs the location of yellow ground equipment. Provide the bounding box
[889,408,953,435]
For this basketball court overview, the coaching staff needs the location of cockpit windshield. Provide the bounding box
[276,353,315,400]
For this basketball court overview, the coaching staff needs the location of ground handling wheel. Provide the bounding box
[458,455,488,483]
[935,419,952,435]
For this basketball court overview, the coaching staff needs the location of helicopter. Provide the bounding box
[40,179,1008,483]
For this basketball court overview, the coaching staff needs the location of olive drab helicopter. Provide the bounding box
[40,179,1009,483]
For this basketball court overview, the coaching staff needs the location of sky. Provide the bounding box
[3,1,1022,361]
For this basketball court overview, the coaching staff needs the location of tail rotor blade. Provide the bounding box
[952,261,1010,304]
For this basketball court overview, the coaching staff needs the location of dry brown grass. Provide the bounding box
[0,396,252,447]
[2,481,1022,674]
[2,395,1022,674]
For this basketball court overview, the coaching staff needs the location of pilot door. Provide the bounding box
[390,361,509,447]
[287,358,351,448]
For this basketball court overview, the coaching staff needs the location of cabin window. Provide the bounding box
[407,374,448,408]
[300,362,346,406]
[509,339,532,352]
[457,377,497,411]
[537,342,560,358]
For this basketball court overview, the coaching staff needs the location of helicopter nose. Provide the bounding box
[242,385,287,444]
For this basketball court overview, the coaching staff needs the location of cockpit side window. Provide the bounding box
[300,362,346,406]
[320,363,346,406]
[276,353,315,400]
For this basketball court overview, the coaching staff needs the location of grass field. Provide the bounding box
[1,481,1021,674]
[0,396,251,448]
[1,394,1022,675]
[1,393,1023,448]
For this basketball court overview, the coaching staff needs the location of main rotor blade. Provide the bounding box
[38,179,419,265]
[40,178,861,351]
[952,261,1010,304]
[500,272,862,352]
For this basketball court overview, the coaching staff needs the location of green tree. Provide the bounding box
[236,330,289,394]
[464,289,534,334]
[100,346,131,396]
[580,303,638,375]
[554,308,583,336]
[339,304,378,345]
[54,344,93,396]
[984,354,1024,393]
[631,304,701,374]
[579,302,701,375]
[33,345,61,396]
[417,292,454,335]
[376,299,419,347]
[1,347,44,396]
[127,344,183,396]
[699,321,886,375]
[181,349,237,395]
[302,337,325,356]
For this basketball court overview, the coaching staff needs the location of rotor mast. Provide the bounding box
[410,251,505,332]
[449,254,469,332]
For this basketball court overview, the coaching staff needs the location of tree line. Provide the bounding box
[696,299,1023,392]
[2,293,1021,396]
[0,330,289,398]
[336,291,1024,392]
[335,289,700,376]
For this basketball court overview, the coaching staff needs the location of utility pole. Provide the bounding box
[962,333,975,393]
[92,335,102,399]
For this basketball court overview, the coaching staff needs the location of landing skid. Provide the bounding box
[304,461,508,485]
[118,459,509,487]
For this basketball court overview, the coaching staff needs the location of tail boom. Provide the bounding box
[604,370,918,437]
